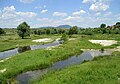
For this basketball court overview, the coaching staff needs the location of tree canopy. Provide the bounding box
[100,24,106,28]
[0,28,5,35]
[17,22,30,39]
[68,26,78,35]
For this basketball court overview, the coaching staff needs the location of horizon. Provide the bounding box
[0,0,120,28]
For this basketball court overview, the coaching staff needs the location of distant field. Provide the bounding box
[0,34,60,52]
[33,52,120,84]
[1,33,120,52]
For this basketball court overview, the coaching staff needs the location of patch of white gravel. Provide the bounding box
[89,40,117,46]
[0,57,11,63]
[69,38,76,41]
[32,38,52,42]
[0,68,6,73]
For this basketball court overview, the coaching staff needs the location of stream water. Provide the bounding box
[15,50,113,84]
[0,41,61,59]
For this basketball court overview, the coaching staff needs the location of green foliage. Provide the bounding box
[32,28,68,35]
[33,30,37,35]
[0,28,5,35]
[68,26,78,35]
[61,34,68,42]
[0,37,84,82]
[116,22,120,28]
[37,30,42,35]
[81,29,93,35]
[34,52,120,84]
[0,34,59,52]
[46,29,51,34]
[100,24,106,28]
[17,22,30,39]
[58,29,66,34]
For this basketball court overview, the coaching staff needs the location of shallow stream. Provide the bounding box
[15,50,112,84]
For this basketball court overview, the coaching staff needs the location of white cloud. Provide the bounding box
[0,6,37,27]
[82,0,110,12]
[82,0,96,3]
[16,12,37,17]
[53,12,67,17]
[35,5,46,9]
[64,16,84,22]
[72,10,86,16]
[95,12,101,16]
[89,2,109,11]
[19,0,35,3]
[41,9,48,13]
[3,5,15,12]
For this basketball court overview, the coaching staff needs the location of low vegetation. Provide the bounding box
[0,22,120,83]
[0,34,109,83]
[0,28,5,35]
[33,52,120,84]
[0,34,59,52]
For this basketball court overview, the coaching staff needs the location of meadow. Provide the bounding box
[0,33,59,52]
[34,52,120,84]
[0,28,120,84]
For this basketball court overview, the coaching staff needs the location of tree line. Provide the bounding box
[0,22,120,39]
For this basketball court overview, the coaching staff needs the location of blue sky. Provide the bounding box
[0,0,120,28]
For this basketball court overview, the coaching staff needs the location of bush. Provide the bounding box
[68,26,78,35]
[0,28,5,35]
[61,34,68,42]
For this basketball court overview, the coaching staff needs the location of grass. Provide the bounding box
[80,34,120,49]
[0,35,105,83]
[0,34,120,83]
[0,34,60,52]
[1,34,120,52]
[33,52,120,84]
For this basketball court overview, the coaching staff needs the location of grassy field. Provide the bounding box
[0,35,105,83]
[1,34,120,52]
[0,34,120,83]
[33,52,120,84]
[0,34,60,52]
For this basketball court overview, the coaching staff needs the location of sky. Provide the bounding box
[0,0,120,28]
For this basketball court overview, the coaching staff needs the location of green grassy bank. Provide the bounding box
[33,52,120,84]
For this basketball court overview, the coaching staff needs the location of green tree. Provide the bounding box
[116,22,120,28]
[58,29,66,34]
[68,26,78,35]
[37,30,41,35]
[0,28,5,35]
[46,29,51,34]
[100,24,106,28]
[61,33,68,42]
[17,22,30,39]
[34,30,37,34]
